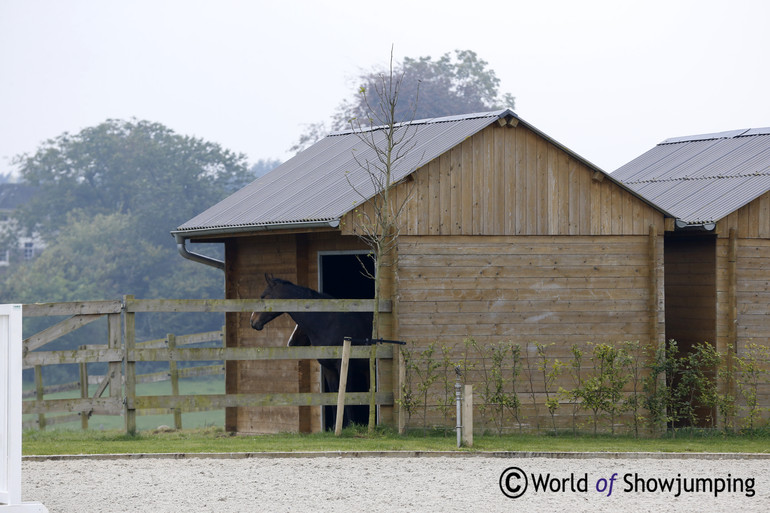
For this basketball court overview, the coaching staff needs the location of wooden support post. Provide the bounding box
[648,224,666,434]
[462,384,473,447]
[79,345,89,430]
[648,224,660,349]
[397,346,406,435]
[334,337,352,436]
[168,333,182,430]
[726,227,738,428]
[123,295,137,436]
[107,313,122,409]
[34,365,46,430]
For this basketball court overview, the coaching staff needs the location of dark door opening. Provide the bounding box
[664,233,717,427]
[319,252,375,430]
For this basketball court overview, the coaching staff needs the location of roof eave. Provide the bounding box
[172,219,341,240]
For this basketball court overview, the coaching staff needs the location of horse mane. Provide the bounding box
[271,277,334,299]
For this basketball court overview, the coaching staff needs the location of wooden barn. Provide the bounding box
[614,127,770,424]
[174,109,673,433]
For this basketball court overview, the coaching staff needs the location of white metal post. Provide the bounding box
[1,304,48,512]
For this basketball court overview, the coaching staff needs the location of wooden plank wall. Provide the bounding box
[717,190,770,239]
[732,238,770,416]
[716,195,770,426]
[341,123,665,238]
[336,120,669,431]
[225,232,375,433]
[397,234,664,430]
[225,234,301,433]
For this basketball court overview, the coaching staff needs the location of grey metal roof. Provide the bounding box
[612,128,770,225]
[176,109,656,237]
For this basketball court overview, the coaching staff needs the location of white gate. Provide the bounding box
[0,304,47,511]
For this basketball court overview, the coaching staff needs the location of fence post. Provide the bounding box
[108,313,122,412]
[397,347,406,435]
[34,365,46,431]
[462,384,473,447]
[123,295,137,436]
[167,333,182,430]
[79,345,89,430]
[334,337,352,436]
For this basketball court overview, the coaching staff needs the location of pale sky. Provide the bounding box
[2,0,769,176]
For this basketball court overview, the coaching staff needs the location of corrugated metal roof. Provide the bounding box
[612,128,770,225]
[176,109,661,237]
[176,110,508,236]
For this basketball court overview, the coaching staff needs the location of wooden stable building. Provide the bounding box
[175,109,674,433]
[615,128,770,422]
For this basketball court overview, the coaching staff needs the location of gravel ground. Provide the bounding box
[21,453,770,513]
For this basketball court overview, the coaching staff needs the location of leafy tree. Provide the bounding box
[291,49,515,153]
[1,119,247,373]
[250,158,282,178]
[11,118,252,247]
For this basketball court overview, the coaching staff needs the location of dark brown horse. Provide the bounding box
[250,273,372,428]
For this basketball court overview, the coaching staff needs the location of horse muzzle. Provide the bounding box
[250,312,264,330]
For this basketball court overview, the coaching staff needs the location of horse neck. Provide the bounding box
[277,283,331,340]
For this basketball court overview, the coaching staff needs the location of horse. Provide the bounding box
[250,273,372,428]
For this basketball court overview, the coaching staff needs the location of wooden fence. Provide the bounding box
[21,296,395,434]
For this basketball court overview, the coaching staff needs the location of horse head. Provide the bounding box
[250,273,286,330]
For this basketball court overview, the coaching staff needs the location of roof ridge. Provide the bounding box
[659,127,770,145]
[625,170,770,185]
[329,109,514,137]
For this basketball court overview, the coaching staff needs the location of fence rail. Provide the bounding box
[21,297,396,434]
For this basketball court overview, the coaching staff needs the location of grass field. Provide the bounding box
[23,376,770,456]
[22,425,770,456]
[24,376,224,431]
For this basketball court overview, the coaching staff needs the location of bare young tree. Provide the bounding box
[346,47,421,431]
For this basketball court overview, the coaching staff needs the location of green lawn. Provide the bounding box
[23,375,770,456]
[23,426,770,456]
[24,376,224,431]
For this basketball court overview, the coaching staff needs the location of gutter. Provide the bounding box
[171,219,341,271]
[174,233,225,270]
[674,219,717,232]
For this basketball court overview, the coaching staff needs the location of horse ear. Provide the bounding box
[264,273,274,285]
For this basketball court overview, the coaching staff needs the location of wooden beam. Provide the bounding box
[124,298,392,313]
[24,314,104,353]
[128,344,393,363]
[648,224,660,349]
[22,300,122,317]
[131,392,394,410]
[24,348,124,367]
[23,397,123,416]
[726,227,738,421]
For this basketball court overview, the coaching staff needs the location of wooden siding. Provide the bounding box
[734,238,770,413]
[224,232,374,434]
[717,189,770,238]
[396,234,665,430]
[341,123,664,238]
[225,235,302,433]
[715,232,770,425]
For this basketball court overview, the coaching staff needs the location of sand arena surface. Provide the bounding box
[21,453,770,513]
